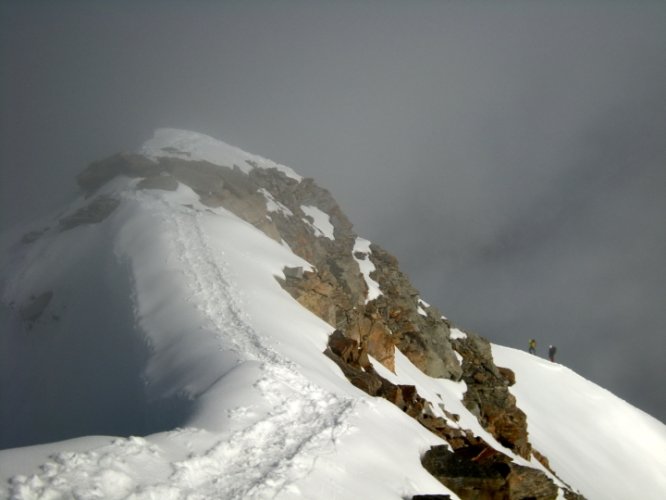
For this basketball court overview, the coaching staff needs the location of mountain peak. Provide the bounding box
[140,128,303,181]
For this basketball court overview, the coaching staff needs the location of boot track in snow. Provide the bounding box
[163,202,356,498]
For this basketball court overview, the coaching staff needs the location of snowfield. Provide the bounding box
[1,130,665,499]
[0,181,453,499]
[492,345,666,500]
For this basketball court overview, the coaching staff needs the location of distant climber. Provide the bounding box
[548,344,557,362]
[528,338,537,355]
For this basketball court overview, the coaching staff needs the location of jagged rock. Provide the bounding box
[345,311,395,371]
[498,366,516,386]
[325,331,491,453]
[324,344,382,396]
[280,269,343,327]
[382,384,427,417]
[422,445,509,499]
[327,322,565,499]
[507,463,560,500]
[328,330,360,365]
[283,266,304,280]
[422,445,558,500]
[59,196,120,231]
[452,332,531,459]
[368,245,462,381]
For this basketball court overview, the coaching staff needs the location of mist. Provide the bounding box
[2,0,665,421]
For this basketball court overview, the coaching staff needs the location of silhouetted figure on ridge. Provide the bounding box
[528,338,537,355]
[548,344,557,362]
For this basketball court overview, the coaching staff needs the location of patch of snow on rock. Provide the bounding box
[353,237,382,303]
[258,188,293,217]
[301,205,335,240]
[449,328,467,340]
[417,299,430,317]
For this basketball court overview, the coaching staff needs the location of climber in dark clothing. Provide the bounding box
[548,344,557,362]
[528,338,537,355]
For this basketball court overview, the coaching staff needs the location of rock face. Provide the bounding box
[422,445,559,500]
[452,333,531,459]
[324,329,563,499]
[369,246,462,380]
[71,144,579,499]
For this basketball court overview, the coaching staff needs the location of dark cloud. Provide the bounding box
[2,1,665,421]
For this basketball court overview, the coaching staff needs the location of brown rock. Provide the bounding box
[498,366,516,386]
[452,333,532,459]
[328,330,359,365]
[346,313,395,372]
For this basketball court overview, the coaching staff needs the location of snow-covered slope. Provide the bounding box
[0,176,451,499]
[1,129,665,499]
[492,345,666,499]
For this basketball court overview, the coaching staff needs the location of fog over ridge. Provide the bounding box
[1,0,664,421]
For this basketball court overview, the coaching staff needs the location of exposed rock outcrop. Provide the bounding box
[452,333,531,459]
[325,329,567,500]
[422,445,559,500]
[368,245,462,380]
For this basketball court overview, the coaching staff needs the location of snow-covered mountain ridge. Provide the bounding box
[1,129,665,499]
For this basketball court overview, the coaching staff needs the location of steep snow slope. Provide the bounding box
[493,345,666,500]
[0,178,452,499]
[1,129,665,499]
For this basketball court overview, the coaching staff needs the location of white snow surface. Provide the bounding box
[141,128,303,182]
[449,328,467,340]
[492,345,666,500]
[1,150,665,498]
[300,205,335,240]
[352,237,382,303]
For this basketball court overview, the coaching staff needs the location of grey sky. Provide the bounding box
[2,1,665,421]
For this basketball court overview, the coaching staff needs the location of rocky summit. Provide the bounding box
[1,129,665,499]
